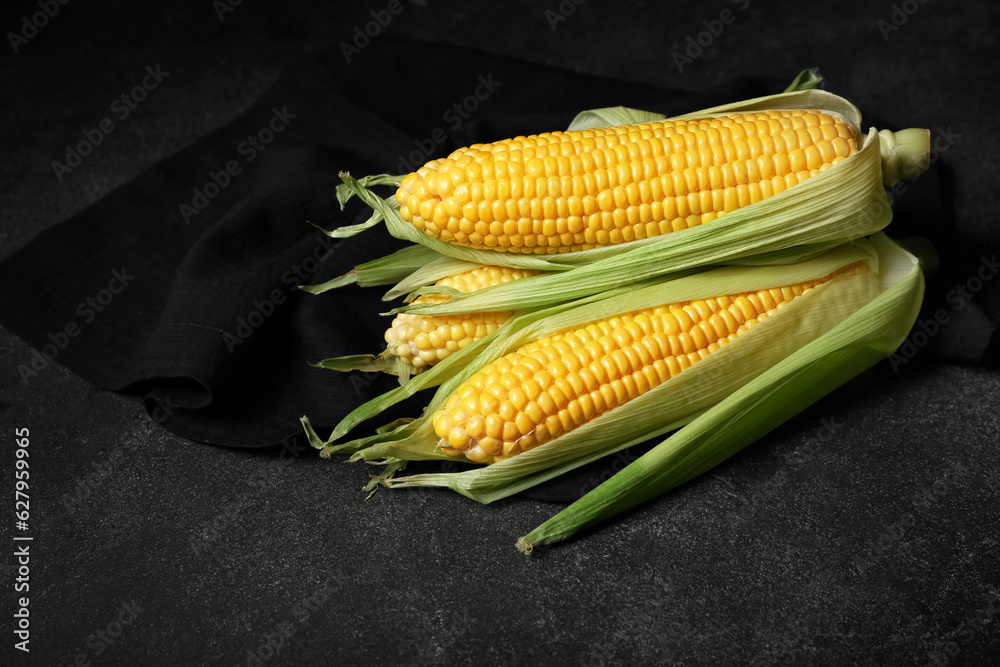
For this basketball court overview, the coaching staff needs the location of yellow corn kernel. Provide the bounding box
[432,266,863,463]
[397,110,859,253]
[384,265,539,369]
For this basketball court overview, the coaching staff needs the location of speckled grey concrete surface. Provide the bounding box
[2,1,999,665]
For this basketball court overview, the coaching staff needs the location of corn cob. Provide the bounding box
[384,264,539,368]
[306,76,931,549]
[431,263,864,463]
[396,110,859,253]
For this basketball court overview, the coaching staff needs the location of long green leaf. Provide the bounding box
[302,243,441,293]
[563,68,823,132]
[517,233,924,552]
[783,68,823,92]
[566,106,667,132]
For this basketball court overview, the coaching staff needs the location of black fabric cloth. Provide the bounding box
[0,38,978,477]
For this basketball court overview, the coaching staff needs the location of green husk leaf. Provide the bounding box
[314,325,509,447]
[387,411,706,501]
[783,68,823,92]
[301,243,442,293]
[564,69,822,133]
[331,172,405,236]
[675,88,860,125]
[565,89,858,134]
[383,255,483,301]
[363,458,408,498]
[402,285,463,302]
[321,419,420,457]
[566,106,667,132]
[313,208,384,239]
[311,354,389,372]
[323,240,892,504]
[517,233,924,552]
[301,272,362,294]
[310,353,415,382]
[300,415,326,451]
[879,128,932,186]
[335,172,405,208]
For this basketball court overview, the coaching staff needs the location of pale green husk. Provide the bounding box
[303,235,922,521]
[516,233,924,552]
[301,243,442,294]
[782,68,823,93]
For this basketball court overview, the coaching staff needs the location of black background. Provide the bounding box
[2,0,999,665]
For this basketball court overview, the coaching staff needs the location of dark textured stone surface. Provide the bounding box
[2,1,998,665]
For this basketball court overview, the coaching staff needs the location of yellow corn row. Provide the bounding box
[384,265,539,368]
[397,110,858,253]
[432,263,866,463]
